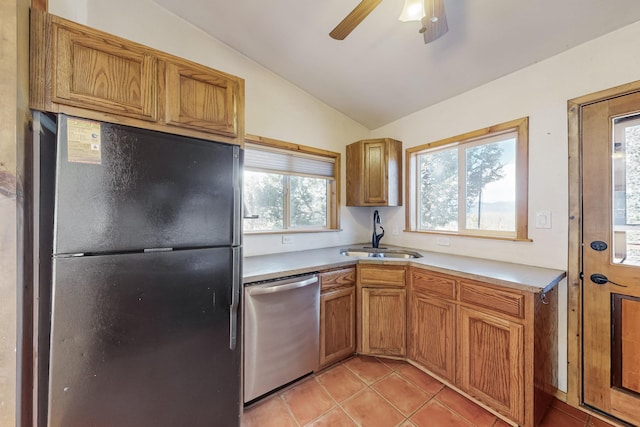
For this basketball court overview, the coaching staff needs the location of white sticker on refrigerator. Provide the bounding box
[67,118,102,164]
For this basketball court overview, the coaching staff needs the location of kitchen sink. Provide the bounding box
[339,248,422,259]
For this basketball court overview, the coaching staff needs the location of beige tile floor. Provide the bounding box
[241,355,618,427]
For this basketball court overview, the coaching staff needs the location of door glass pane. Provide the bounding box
[243,170,284,231]
[612,115,640,265]
[290,176,328,228]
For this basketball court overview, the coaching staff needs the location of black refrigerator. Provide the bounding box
[34,113,242,427]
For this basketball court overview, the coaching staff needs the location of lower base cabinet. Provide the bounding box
[320,286,356,368]
[361,287,406,357]
[408,293,455,383]
[406,267,557,427]
[315,262,556,427]
[357,264,407,358]
[319,267,356,368]
[459,306,525,425]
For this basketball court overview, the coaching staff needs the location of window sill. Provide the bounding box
[244,228,342,236]
[404,229,532,242]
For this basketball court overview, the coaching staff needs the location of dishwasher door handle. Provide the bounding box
[247,276,318,296]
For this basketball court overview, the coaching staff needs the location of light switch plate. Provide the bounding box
[536,211,552,229]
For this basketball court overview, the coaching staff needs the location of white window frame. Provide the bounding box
[406,117,530,241]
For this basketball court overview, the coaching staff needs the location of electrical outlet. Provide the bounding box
[282,235,294,244]
[436,237,450,246]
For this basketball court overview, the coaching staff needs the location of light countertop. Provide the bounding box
[243,244,566,293]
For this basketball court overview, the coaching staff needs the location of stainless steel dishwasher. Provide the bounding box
[243,274,320,403]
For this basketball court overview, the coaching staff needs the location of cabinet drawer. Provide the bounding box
[359,266,405,287]
[459,281,525,319]
[411,269,456,300]
[320,267,356,292]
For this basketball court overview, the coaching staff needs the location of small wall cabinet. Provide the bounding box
[319,267,356,368]
[30,10,244,145]
[346,138,402,206]
[357,264,406,357]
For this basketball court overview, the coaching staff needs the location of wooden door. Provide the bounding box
[408,292,455,382]
[459,306,524,425]
[582,91,640,425]
[361,287,406,356]
[319,287,356,367]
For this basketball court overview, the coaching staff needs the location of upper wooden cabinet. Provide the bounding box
[346,138,402,206]
[161,60,240,136]
[50,20,158,121]
[30,10,244,144]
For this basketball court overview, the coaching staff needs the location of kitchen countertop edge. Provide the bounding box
[243,245,566,293]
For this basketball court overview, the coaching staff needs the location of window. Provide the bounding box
[406,117,529,240]
[243,135,340,233]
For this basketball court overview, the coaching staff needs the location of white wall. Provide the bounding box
[370,20,640,393]
[49,0,373,257]
[372,21,640,271]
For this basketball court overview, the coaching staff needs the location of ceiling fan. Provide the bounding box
[329,0,448,44]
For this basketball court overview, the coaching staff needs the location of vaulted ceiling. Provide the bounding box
[153,0,640,129]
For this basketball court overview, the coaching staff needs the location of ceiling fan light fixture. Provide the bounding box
[398,0,426,22]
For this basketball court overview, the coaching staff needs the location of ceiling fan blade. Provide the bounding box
[421,0,448,44]
[330,0,382,40]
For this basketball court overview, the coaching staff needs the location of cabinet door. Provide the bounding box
[53,20,157,121]
[409,292,455,383]
[459,307,525,425]
[361,288,406,357]
[363,140,387,204]
[346,138,402,206]
[320,287,356,368]
[162,60,241,137]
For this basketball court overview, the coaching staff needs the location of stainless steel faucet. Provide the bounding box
[372,210,385,248]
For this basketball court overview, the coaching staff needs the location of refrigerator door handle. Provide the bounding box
[232,146,242,247]
[229,247,241,350]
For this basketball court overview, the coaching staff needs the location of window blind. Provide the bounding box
[244,143,335,178]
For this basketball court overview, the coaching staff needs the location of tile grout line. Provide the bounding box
[372,357,496,427]
[334,357,409,426]
[243,355,619,427]
[344,357,446,426]
[303,369,361,427]
[275,393,303,427]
